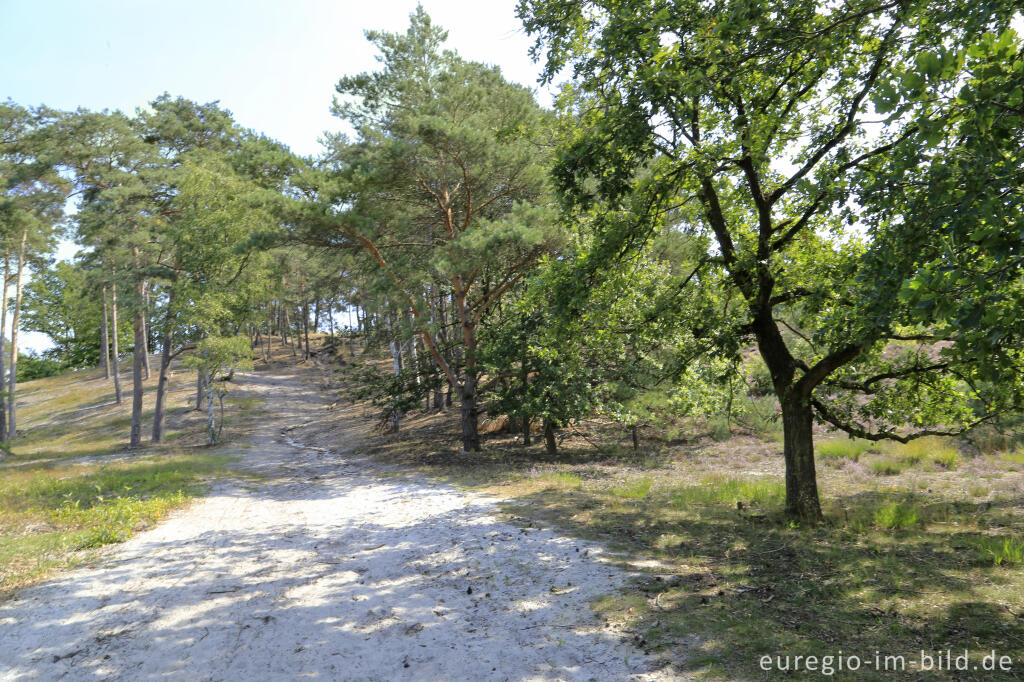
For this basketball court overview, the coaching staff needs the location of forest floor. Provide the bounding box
[0,351,678,681]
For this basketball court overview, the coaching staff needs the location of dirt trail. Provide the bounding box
[0,367,680,681]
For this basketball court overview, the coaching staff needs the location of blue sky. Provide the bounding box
[1,0,550,156]
[2,0,550,351]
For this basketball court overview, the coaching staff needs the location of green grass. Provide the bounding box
[610,477,653,499]
[817,437,874,462]
[1001,449,1024,465]
[868,457,908,475]
[671,474,784,508]
[882,436,961,469]
[872,500,921,530]
[974,535,1024,566]
[0,453,231,597]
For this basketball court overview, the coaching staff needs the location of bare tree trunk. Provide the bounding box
[194,373,203,410]
[111,276,123,404]
[151,291,176,443]
[386,311,402,432]
[7,229,27,440]
[303,299,311,360]
[129,252,145,448]
[205,371,216,445]
[100,284,111,379]
[0,250,10,442]
[142,281,151,380]
[328,298,336,340]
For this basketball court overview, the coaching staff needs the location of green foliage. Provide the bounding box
[14,353,63,381]
[183,336,254,444]
[517,0,1024,518]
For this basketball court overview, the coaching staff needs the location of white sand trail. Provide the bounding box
[0,369,681,681]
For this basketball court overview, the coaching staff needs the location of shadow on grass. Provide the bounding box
[498,482,1024,680]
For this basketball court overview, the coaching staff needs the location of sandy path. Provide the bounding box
[0,369,679,681]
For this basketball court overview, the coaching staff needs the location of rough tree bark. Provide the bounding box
[0,250,10,441]
[100,284,111,380]
[141,281,151,380]
[129,250,146,448]
[7,229,27,440]
[110,277,123,404]
[151,290,176,443]
[543,418,557,455]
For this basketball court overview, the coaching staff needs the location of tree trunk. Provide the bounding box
[194,373,204,410]
[7,229,27,440]
[522,415,531,447]
[151,293,176,443]
[142,282,151,380]
[386,312,402,431]
[631,424,640,452]
[100,284,111,379]
[205,371,216,445]
[780,394,823,521]
[0,250,10,441]
[543,418,557,455]
[459,375,480,453]
[111,277,123,404]
[303,299,311,360]
[129,259,146,448]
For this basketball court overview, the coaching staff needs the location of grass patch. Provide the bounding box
[817,437,874,462]
[974,535,1024,566]
[671,474,784,508]
[872,500,921,530]
[538,472,582,489]
[610,477,653,500]
[868,457,907,475]
[1001,449,1024,465]
[882,436,960,469]
[0,453,231,598]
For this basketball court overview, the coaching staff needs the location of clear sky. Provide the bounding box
[1,0,551,352]
[1,0,550,156]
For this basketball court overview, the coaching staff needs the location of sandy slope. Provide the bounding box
[0,368,680,681]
